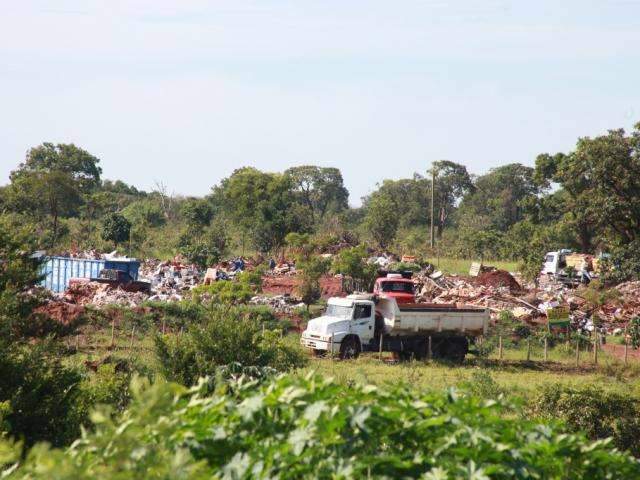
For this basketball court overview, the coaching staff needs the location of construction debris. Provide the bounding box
[475,270,521,292]
[250,294,306,314]
[38,246,640,337]
[62,282,150,307]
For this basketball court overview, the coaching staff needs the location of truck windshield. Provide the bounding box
[325,304,353,318]
[380,281,414,293]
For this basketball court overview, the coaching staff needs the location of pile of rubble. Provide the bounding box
[418,272,538,320]
[139,259,201,299]
[61,282,150,308]
[249,294,306,314]
[414,267,640,333]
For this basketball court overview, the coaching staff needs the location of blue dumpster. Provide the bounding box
[40,256,141,293]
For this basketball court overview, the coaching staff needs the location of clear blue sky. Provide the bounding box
[2,1,639,205]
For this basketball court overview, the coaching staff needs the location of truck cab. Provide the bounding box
[541,249,572,275]
[301,295,376,359]
[373,274,415,304]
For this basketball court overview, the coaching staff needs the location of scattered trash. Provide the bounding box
[250,294,306,314]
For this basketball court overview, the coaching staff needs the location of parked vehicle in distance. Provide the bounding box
[301,294,488,362]
[541,249,593,285]
[372,273,416,304]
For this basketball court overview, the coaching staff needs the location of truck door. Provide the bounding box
[352,303,374,344]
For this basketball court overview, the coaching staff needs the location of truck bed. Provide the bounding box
[377,298,488,337]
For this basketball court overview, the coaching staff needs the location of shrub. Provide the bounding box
[190,271,262,306]
[100,212,131,246]
[459,370,506,399]
[0,341,83,447]
[3,375,640,478]
[388,261,422,272]
[332,245,377,290]
[528,384,640,457]
[139,300,208,333]
[154,305,307,386]
[76,363,133,418]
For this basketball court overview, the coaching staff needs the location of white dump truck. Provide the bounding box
[301,294,489,362]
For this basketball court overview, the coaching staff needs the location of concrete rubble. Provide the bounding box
[38,248,640,336]
[413,267,640,333]
[139,259,201,301]
[61,282,150,308]
[249,294,306,314]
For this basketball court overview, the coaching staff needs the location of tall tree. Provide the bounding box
[284,166,349,223]
[101,212,131,247]
[363,192,399,248]
[430,160,474,237]
[363,175,431,229]
[535,124,640,250]
[7,143,102,244]
[219,167,311,253]
[457,163,538,232]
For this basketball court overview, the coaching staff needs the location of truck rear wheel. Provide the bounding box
[443,337,468,363]
[413,338,428,361]
[339,336,361,360]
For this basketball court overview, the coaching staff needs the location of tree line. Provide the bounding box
[2,122,640,279]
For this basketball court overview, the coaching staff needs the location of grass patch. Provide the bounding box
[424,257,520,275]
[300,349,640,402]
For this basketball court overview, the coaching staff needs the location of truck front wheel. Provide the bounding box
[339,336,361,360]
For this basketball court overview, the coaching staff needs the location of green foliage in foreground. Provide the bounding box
[0,341,83,448]
[3,375,639,479]
[529,384,640,458]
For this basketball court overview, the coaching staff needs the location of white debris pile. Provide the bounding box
[139,260,201,296]
[61,282,150,307]
[91,286,149,307]
[249,294,306,314]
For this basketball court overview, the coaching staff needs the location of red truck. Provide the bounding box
[372,273,416,304]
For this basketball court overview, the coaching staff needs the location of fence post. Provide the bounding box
[624,326,629,367]
[161,319,166,335]
[330,333,334,361]
[593,332,598,365]
[498,335,503,361]
[110,317,116,348]
[543,336,548,362]
[526,338,531,361]
[76,333,80,351]
[428,336,432,361]
[129,326,136,350]
[378,334,384,361]
[575,337,580,367]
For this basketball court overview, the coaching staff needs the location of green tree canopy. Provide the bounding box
[535,123,640,251]
[362,192,400,248]
[284,165,349,223]
[431,160,474,237]
[218,167,312,253]
[458,163,538,232]
[101,212,131,246]
[6,143,102,244]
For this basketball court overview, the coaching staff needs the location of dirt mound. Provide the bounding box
[261,276,298,296]
[35,301,85,326]
[475,270,521,291]
[63,282,101,304]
